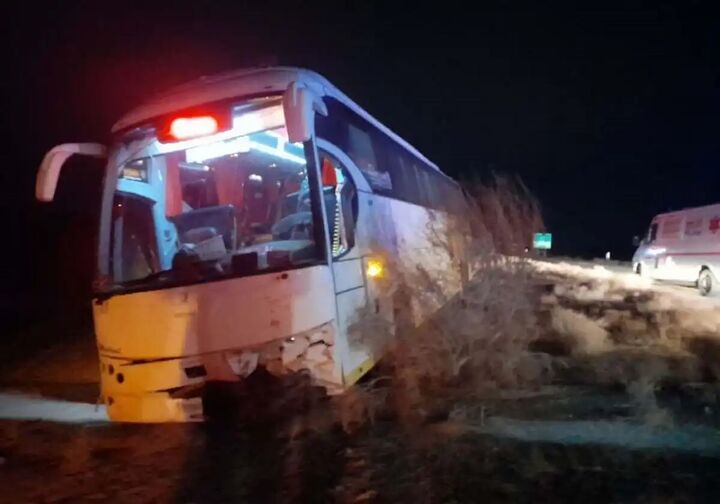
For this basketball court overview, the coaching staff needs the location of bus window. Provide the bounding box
[648,223,659,243]
[416,167,437,209]
[319,151,358,258]
[347,123,377,173]
[110,193,159,282]
[106,97,326,287]
[316,97,392,192]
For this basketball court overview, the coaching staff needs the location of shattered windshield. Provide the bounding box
[102,97,325,290]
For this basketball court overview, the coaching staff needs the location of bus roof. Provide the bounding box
[112,66,442,173]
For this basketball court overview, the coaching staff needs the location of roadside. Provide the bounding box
[2,258,720,501]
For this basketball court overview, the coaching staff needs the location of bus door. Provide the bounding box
[316,148,377,386]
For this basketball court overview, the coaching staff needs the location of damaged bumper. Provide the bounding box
[99,323,341,422]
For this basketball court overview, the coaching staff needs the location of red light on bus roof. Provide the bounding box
[169,116,218,140]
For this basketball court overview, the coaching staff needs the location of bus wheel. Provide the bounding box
[698,269,713,296]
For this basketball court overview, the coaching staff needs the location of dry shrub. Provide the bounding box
[377,258,546,424]
[343,174,548,427]
[551,306,611,355]
[537,259,720,354]
[532,259,720,429]
[626,365,674,429]
[333,382,389,432]
[462,173,545,256]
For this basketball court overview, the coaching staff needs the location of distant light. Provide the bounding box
[249,173,263,182]
[605,251,611,260]
[366,258,384,279]
[170,116,218,141]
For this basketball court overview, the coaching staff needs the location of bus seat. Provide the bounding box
[183,227,219,244]
[170,204,237,251]
[273,187,338,240]
[214,162,246,209]
[244,180,271,229]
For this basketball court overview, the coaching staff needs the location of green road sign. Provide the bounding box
[533,232,552,250]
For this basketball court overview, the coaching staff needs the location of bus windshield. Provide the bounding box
[101,97,325,292]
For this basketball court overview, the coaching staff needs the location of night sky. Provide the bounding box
[3,1,718,331]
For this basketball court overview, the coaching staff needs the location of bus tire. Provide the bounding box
[698,268,713,296]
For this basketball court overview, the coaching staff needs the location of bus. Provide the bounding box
[35,67,469,422]
[633,203,720,296]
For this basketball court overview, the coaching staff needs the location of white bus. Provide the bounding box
[36,67,468,422]
[633,203,720,296]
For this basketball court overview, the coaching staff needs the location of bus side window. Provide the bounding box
[111,193,159,282]
[316,97,392,193]
[319,152,358,258]
[648,223,659,243]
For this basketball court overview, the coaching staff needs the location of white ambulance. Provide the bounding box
[633,203,720,295]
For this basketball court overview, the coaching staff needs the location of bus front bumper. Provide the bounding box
[98,352,231,422]
[97,325,342,422]
[104,391,204,423]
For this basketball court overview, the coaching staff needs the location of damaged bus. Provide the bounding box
[36,67,467,422]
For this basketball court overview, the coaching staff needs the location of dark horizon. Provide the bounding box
[3,0,718,330]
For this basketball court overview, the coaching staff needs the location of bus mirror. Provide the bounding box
[283,82,327,144]
[632,235,642,247]
[36,143,106,202]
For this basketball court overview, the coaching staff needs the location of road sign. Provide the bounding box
[533,232,552,250]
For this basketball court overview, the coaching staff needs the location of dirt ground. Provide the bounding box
[2,389,720,502]
[2,260,720,503]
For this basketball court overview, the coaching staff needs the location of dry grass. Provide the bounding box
[0,421,193,502]
[339,175,549,428]
[339,175,720,433]
[532,260,720,427]
[462,173,545,256]
[551,306,611,355]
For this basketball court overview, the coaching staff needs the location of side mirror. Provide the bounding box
[282,82,327,144]
[36,143,106,202]
[632,235,642,247]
